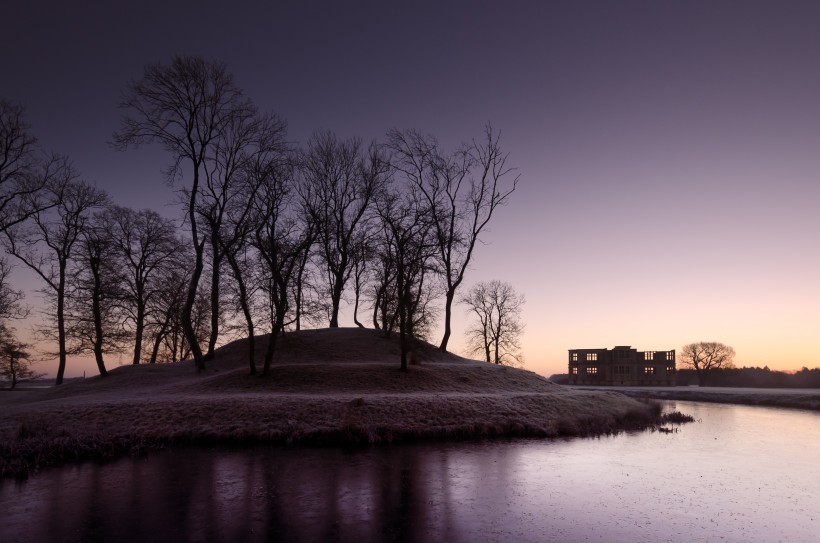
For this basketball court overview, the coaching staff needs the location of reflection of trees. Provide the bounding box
[23,445,488,541]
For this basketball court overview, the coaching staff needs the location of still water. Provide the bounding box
[1,401,818,542]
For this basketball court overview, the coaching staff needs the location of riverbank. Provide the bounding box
[0,329,680,478]
[571,385,820,411]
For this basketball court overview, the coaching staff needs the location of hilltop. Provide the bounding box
[0,328,665,478]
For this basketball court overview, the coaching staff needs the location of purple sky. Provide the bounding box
[4,1,819,377]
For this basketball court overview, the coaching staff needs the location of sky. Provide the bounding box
[3,1,819,378]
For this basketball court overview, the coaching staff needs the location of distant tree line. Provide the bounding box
[0,55,521,384]
[550,366,820,388]
[675,367,820,388]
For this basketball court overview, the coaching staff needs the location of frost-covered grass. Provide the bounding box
[584,386,820,412]
[0,328,665,478]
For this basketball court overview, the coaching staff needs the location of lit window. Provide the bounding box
[586,367,598,374]
[571,353,578,362]
[644,366,655,375]
[644,351,655,360]
[666,365,675,373]
[586,353,598,361]
[666,351,675,361]
[571,367,578,375]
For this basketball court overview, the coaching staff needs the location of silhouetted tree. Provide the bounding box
[145,265,190,363]
[290,236,324,331]
[300,132,389,328]
[350,241,370,328]
[680,342,736,386]
[251,152,313,375]
[386,125,519,353]
[0,257,26,324]
[2,177,107,384]
[219,113,290,373]
[114,55,254,372]
[0,258,28,386]
[65,215,126,376]
[368,229,399,334]
[375,189,436,371]
[0,325,39,389]
[103,206,180,364]
[196,105,268,361]
[0,99,50,235]
[462,280,525,366]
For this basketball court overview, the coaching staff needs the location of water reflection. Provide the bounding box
[1,401,819,542]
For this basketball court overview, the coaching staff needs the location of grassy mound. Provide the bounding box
[0,328,668,478]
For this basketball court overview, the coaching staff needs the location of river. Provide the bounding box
[1,401,818,542]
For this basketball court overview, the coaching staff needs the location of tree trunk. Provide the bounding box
[329,269,344,328]
[399,317,408,372]
[226,252,256,375]
[398,275,409,372]
[183,240,206,371]
[90,257,108,377]
[263,305,285,376]
[205,237,221,361]
[439,288,455,352]
[493,321,502,364]
[697,371,707,387]
[262,331,277,376]
[294,248,310,331]
[149,324,165,364]
[56,264,67,385]
[372,286,381,329]
[353,281,364,328]
[183,162,205,371]
[132,297,145,365]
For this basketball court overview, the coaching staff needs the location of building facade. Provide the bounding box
[567,346,676,386]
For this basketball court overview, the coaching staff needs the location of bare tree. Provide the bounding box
[217,113,289,373]
[0,257,26,323]
[0,325,39,389]
[2,177,108,384]
[144,265,190,364]
[462,280,525,366]
[0,259,29,388]
[370,251,398,333]
[461,282,493,363]
[374,189,436,371]
[251,154,313,375]
[65,215,127,376]
[680,342,736,387]
[290,237,323,331]
[196,105,266,361]
[103,206,180,364]
[386,125,519,353]
[0,99,47,234]
[113,55,253,372]
[300,131,389,328]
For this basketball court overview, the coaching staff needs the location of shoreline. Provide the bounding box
[1,388,678,479]
[0,329,688,479]
[570,385,820,411]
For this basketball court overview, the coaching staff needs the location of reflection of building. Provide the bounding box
[567,346,676,386]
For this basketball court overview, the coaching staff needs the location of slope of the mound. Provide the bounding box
[215,327,475,368]
[179,362,555,395]
[11,327,544,403]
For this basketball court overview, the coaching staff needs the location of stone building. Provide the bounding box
[567,346,676,386]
